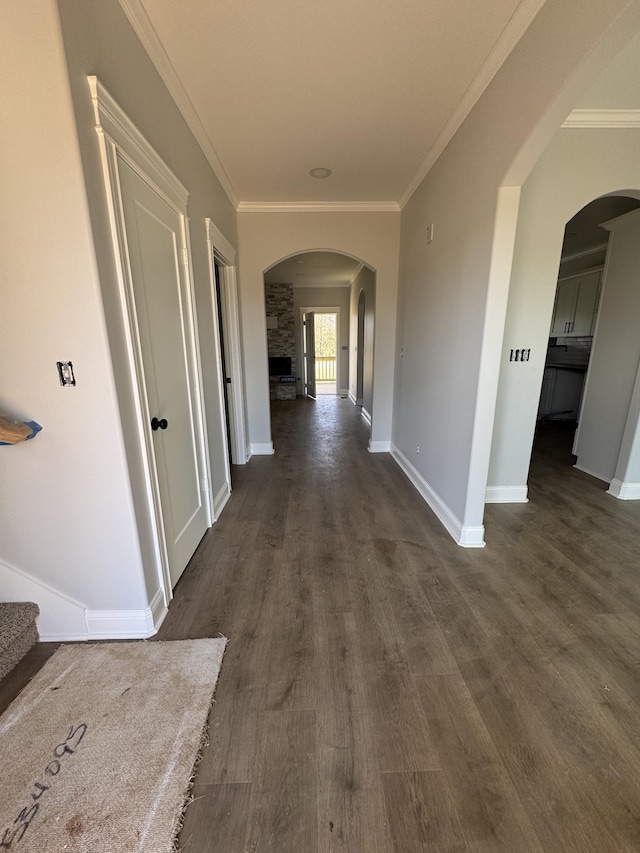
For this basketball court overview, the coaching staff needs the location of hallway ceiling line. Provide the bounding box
[118,0,547,208]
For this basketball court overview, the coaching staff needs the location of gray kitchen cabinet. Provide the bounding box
[550,270,601,337]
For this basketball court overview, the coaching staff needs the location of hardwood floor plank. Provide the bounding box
[382,770,468,852]
[459,655,626,852]
[416,674,545,852]
[179,782,251,850]
[243,709,318,853]
[5,407,640,852]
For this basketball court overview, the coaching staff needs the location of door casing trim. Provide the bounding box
[89,75,213,615]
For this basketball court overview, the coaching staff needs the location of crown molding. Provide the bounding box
[562,109,640,128]
[237,201,400,213]
[117,0,239,209]
[398,0,547,209]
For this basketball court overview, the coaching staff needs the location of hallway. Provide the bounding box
[4,398,640,850]
[166,397,640,851]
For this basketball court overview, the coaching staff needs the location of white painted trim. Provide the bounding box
[391,445,486,547]
[563,109,640,128]
[368,439,390,452]
[361,407,372,427]
[91,76,211,603]
[237,201,400,213]
[85,606,157,639]
[206,219,236,264]
[398,0,546,208]
[213,480,232,518]
[251,442,275,455]
[206,219,248,465]
[88,76,188,208]
[205,224,233,487]
[348,391,358,405]
[485,485,529,503]
[116,0,239,208]
[183,222,215,529]
[150,587,168,633]
[607,479,640,500]
[0,556,88,641]
[0,556,167,641]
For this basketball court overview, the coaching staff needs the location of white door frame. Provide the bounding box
[206,219,248,467]
[89,76,213,607]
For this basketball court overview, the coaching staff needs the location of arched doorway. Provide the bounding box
[262,250,376,445]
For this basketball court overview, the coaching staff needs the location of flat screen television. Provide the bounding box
[268,356,292,376]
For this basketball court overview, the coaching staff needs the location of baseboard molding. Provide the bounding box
[361,407,372,427]
[390,445,485,548]
[0,556,167,641]
[0,555,88,640]
[149,587,168,633]
[348,391,357,405]
[485,485,529,503]
[85,603,158,639]
[607,478,640,500]
[368,440,391,453]
[250,442,275,455]
[213,480,232,519]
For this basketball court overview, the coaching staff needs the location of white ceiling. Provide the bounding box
[264,251,362,287]
[122,0,547,206]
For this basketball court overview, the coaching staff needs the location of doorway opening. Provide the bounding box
[535,194,640,473]
[262,250,375,446]
[302,311,339,397]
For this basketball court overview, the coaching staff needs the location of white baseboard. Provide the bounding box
[0,555,88,640]
[368,439,391,453]
[0,556,167,641]
[607,478,640,500]
[361,407,372,427]
[250,442,275,455]
[213,480,232,519]
[390,445,485,548]
[485,485,529,503]
[149,587,168,633]
[85,605,157,639]
[348,391,357,405]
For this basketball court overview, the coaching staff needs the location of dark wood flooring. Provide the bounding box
[4,402,640,851]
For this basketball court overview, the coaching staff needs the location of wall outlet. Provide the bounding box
[509,348,531,362]
[416,444,420,454]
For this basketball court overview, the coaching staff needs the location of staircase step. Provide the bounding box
[0,602,40,681]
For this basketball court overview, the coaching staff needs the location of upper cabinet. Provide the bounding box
[550,270,601,338]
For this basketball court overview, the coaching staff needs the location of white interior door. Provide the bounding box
[118,157,209,587]
[304,311,316,398]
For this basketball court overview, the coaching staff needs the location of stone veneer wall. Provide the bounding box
[265,282,297,399]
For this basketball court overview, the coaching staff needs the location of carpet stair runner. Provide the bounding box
[0,602,39,681]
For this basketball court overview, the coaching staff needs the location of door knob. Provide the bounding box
[151,417,168,431]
